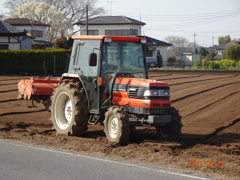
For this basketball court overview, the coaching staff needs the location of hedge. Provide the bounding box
[192,59,240,70]
[0,49,71,75]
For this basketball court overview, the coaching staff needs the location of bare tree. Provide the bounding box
[0,14,4,21]
[165,36,198,57]
[165,36,188,57]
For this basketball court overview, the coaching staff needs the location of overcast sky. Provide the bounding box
[1,0,240,47]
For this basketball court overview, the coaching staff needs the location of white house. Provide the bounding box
[143,36,172,66]
[77,16,171,63]
[4,18,49,41]
[180,53,200,66]
[77,16,145,36]
[0,21,32,50]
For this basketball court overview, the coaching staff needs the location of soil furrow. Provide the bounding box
[171,81,240,103]
[0,89,18,93]
[0,78,25,81]
[203,118,240,142]
[154,74,203,80]
[147,73,172,77]
[185,89,240,116]
[0,99,18,104]
[0,83,19,86]
[0,109,46,117]
[169,74,239,86]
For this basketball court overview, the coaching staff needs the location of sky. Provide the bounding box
[1,0,240,47]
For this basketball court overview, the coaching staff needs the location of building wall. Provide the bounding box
[20,36,32,49]
[80,24,142,36]
[0,36,32,50]
[180,54,200,67]
[0,36,19,50]
[154,47,168,65]
[14,25,47,41]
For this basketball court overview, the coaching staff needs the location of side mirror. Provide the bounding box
[89,53,97,66]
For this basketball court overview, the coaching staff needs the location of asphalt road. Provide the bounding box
[0,140,212,180]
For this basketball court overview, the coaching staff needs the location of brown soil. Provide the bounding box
[0,72,239,180]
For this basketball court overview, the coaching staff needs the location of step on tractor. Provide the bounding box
[17,35,182,144]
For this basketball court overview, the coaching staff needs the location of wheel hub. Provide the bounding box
[64,99,72,123]
[54,92,73,130]
[109,117,118,138]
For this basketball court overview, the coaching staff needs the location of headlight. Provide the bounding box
[143,90,170,96]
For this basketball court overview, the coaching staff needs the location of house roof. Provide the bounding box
[140,36,172,47]
[4,18,50,27]
[0,21,27,36]
[216,43,228,50]
[216,42,240,50]
[77,16,145,26]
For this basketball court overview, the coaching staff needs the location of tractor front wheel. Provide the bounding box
[50,81,89,136]
[156,107,182,140]
[104,106,129,145]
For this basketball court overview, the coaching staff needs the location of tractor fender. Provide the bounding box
[61,73,90,111]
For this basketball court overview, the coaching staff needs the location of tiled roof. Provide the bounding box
[77,16,145,25]
[216,43,228,50]
[0,21,26,35]
[4,18,50,27]
[140,36,172,46]
[216,42,240,50]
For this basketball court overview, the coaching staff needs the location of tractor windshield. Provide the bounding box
[101,41,147,78]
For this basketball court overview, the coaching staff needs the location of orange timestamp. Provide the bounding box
[187,161,225,167]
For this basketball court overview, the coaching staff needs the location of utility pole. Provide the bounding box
[86,5,88,35]
[107,0,115,15]
[193,32,197,53]
[212,36,214,46]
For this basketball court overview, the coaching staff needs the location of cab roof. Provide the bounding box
[71,35,146,42]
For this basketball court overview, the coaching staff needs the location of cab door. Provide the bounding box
[75,39,101,114]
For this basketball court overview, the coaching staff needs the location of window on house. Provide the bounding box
[0,44,9,50]
[80,30,87,35]
[105,30,129,36]
[88,30,99,35]
[80,30,99,35]
[130,29,138,36]
[27,30,43,38]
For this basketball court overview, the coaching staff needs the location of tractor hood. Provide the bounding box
[114,77,169,87]
[112,77,171,109]
[113,77,170,99]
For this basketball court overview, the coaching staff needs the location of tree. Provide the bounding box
[54,37,73,49]
[0,14,4,21]
[199,47,208,58]
[8,2,71,42]
[232,38,240,43]
[165,36,188,57]
[225,44,240,61]
[218,35,231,44]
[165,36,197,57]
[4,0,105,34]
[205,52,216,61]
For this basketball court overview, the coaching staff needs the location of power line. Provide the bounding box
[110,8,240,19]
[107,8,240,30]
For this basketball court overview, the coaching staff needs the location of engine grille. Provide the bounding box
[128,86,140,98]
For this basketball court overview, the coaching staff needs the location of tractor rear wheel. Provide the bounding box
[50,81,89,136]
[156,107,182,140]
[104,106,129,145]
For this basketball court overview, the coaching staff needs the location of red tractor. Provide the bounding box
[18,35,182,144]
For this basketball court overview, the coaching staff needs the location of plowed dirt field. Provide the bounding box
[0,72,239,180]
